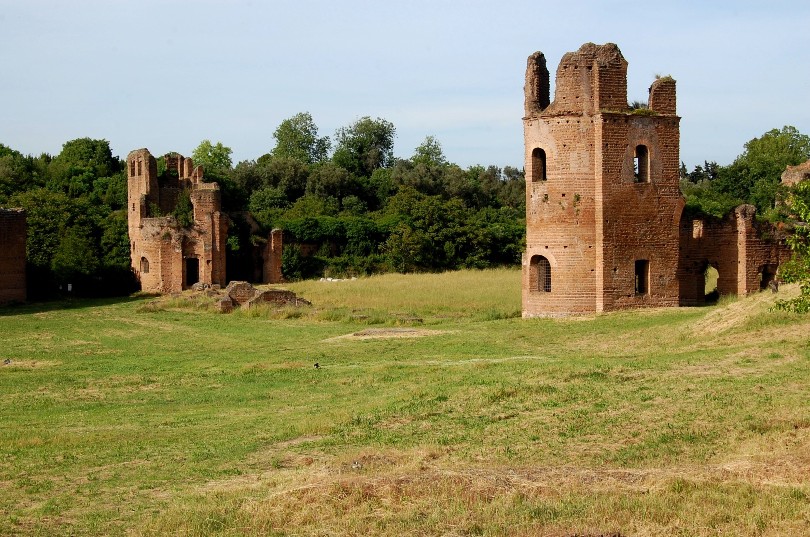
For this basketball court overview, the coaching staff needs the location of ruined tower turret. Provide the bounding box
[522,43,681,316]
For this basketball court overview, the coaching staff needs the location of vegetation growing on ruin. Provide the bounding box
[172,188,194,228]
[1,269,808,536]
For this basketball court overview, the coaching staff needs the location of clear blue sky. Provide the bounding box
[1,0,808,170]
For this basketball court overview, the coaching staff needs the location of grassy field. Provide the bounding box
[1,268,809,536]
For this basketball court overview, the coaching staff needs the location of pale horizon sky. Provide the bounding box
[2,0,809,171]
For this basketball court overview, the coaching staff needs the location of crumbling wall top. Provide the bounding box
[539,42,627,116]
[524,51,550,116]
[781,159,810,187]
[527,43,676,119]
[0,207,26,215]
[649,76,677,115]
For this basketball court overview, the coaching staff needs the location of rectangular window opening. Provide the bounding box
[634,145,649,183]
[635,260,649,295]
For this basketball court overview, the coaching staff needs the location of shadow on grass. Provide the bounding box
[0,294,154,317]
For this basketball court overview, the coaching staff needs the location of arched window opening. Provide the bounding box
[635,259,649,295]
[531,148,547,182]
[634,145,649,183]
[140,257,150,274]
[130,159,136,176]
[530,255,551,292]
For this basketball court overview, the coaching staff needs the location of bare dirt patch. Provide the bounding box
[332,328,447,340]
[1,359,61,369]
[326,328,448,341]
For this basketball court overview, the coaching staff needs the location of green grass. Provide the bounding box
[1,268,809,536]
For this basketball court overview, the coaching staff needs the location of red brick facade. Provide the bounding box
[127,149,228,293]
[678,206,789,305]
[522,43,789,317]
[0,208,26,304]
[127,149,285,293]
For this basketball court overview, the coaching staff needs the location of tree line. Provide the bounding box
[0,113,525,297]
[679,126,810,219]
[1,115,808,300]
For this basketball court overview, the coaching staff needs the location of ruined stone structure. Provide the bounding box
[127,149,228,293]
[678,206,787,305]
[522,43,788,317]
[127,149,284,293]
[263,228,284,284]
[0,208,26,304]
[781,159,810,187]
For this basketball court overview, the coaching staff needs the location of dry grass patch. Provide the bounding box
[139,451,810,536]
[693,284,801,336]
[0,359,61,369]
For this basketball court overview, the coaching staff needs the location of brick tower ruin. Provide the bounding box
[127,149,228,293]
[522,43,682,316]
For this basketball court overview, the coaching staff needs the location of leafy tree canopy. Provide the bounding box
[714,126,810,213]
[412,135,446,167]
[681,126,810,218]
[271,112,330,164]
[332,116,395,178]
[0,145,43,202]
[192,139,233,176]
[48,138,120,197]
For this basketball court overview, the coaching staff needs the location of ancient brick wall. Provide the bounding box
[523,43,681,316]
[127,149,228,294]
[781,159,810,187]
[678,214,738,305]
[263,229,284,284]
[0,208,26,304]
[735,206,789,294]
[597,113,682,311]
[678,206,789,305]
[523,114,599,315]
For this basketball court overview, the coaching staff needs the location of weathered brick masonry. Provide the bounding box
[0,208,26,304]
[127,149,228,293]
[522,43,789,317]
[127,149,284,293]
[678,206,788,305]
[782,160,810,187]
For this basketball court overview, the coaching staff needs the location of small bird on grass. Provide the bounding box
[314,362,320,369]
[3,358,10,365]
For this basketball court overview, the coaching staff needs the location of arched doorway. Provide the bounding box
[529,255,551,293]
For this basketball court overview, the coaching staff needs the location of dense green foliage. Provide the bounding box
[774,180,810,312]
[1,139,133,298]
[221,116,527,279]
[681,126,810,219]
[268,111,330,164]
